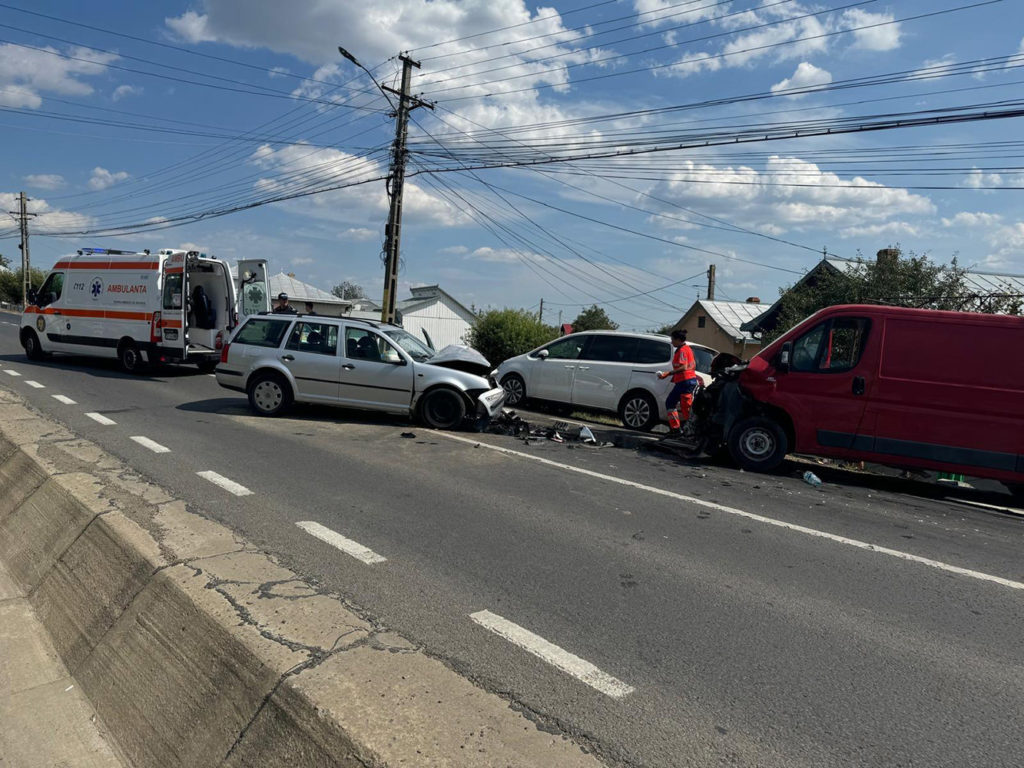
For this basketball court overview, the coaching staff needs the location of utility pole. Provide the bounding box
[379,55,432,325]
[707,264,716,301]
[8,192,36,307]
[538,298,544,323]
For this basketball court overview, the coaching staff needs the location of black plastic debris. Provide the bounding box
[487,409,531,437]
[400,432,416,438]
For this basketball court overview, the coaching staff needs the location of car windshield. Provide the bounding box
[384,328,434,362]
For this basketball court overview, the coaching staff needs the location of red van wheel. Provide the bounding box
[728,417,788,472]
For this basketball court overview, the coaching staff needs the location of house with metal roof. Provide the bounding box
[741,250,1024,337]
[395,285,476,349]
[671,298,766,358]
[268,272,351,316]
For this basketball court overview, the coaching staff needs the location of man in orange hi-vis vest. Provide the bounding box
[657,329,698,437]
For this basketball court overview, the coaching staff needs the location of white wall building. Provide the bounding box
[396,285,475,350]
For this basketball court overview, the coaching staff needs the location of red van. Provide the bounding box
[706,305,1024,494]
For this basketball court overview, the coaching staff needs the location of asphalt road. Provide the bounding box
[2,310,1022,768]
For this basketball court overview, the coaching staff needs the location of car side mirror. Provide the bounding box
[27,288,37,304]
[777,342,792,373]
[537,349,549,359]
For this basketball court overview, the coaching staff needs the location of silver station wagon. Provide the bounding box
[215,315,505,429]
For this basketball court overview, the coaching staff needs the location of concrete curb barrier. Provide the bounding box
[0,387,603,767]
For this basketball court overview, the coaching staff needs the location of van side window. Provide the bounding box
[538,337,583,360]
[286,322,338,356]
[580,335,637,362]
[791,319,869,373]
[235,318,290,348]
[635,339,671,364]
[37,272,65,307]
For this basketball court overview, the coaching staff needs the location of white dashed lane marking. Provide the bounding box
[196,470,252,497]
[85,412,116,426]
[130,436,170,454]
[3,369,21,377]
[437,432,1024,593]
[295,521,387,565]
[25,381,44,388]
[52,395,76,404]
[470,610,635,699]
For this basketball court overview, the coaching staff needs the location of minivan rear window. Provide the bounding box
[235,318,289,348]
[580,335,637,362]
[634,339,671,364]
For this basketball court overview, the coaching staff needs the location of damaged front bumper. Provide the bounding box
[476,386,507,419]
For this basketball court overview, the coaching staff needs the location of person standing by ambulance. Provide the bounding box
[657,329,698,437]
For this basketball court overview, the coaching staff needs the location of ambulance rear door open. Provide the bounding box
[157,252,187,359]
[236,259,270,322]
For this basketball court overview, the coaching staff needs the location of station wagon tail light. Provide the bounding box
[220,342,230,363]
[150,312,162,342]
[215,331,224,350]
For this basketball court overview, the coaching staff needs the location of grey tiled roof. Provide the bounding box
[697,300,765,342]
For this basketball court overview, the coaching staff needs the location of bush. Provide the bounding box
[0,267,47,305]
[571,305,618,332]
[465,308,557,366]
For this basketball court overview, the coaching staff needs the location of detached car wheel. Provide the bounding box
[419,388,467,430]
[728,416,788,472]
[22,330,47,361]
[248,372,292,416]
[500,373,526,406]
[619,391,658,431]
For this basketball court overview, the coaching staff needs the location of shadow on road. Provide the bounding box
[175,396,416,429]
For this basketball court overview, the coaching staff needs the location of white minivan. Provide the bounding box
[494,331,716,430]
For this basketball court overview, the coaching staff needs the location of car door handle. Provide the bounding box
[852,375,865,396]
[342,364,355,370]
[577,366,590,370]
[564,364,576,369]
[52,311,62,316]
[280,354,294,361]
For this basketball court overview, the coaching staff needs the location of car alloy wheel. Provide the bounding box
[623,396,651,428]
[501,374,525,406]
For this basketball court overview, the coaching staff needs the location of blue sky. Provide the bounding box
[1,0,1022,330]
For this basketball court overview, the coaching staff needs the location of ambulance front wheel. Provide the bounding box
[248,372,293,416]
[21,330,49,361]
[117,339,147,374]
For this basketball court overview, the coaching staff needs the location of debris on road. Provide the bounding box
[400,432,416,438]
[803,471,823,488]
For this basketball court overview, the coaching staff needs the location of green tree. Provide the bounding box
[764,251,1022,343]
[331,281,365,300]
[465,308,557,365]
[650,322,678,335]
[0,266,47,305]
[0,252,9,269]
[571,305,619,332]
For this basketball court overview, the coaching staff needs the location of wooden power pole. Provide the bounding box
[707,264,716,301]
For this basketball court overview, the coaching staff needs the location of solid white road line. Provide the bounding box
[470,610,635,699]
[3,369,21,376]
[84,412,116,426]
[196,470,253,497]
[437,432,1024,593]
[25,380,44,388]
[130,436,170,454]
[295,521,387,565]
[52,395,76,404]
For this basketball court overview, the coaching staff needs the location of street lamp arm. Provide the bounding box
[338,45,397,111]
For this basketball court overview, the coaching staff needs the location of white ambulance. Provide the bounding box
[20,248,269,373]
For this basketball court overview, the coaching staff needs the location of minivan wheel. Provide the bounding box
[419,388,467,430]
[728,416,788,472]
[500,373,526,406]
[619,391,659,431]
[248,372,292,416]
[22,330,47,361]
[117,340,146,374]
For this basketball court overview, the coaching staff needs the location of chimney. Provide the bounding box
[876,247,900,267]
[745,297,761,304]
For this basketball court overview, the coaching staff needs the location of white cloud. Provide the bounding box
[165,11,217,44]
[941,212,1003,228]
[770,62,832,95]
[291,256,314,265]
[962,168,1003,191]
[0,44,117,109]
[0,191,93,233]
[468,246,537,263]
[981,221,1024,272]
[439,245,469,255]
[24,174,66,190]
[647,155,934,237]
[841,9,901,51]
[342,227,375,241]
[89,167,130,191]
[839,221,921,239]
[112,84,142,101]
[248,143,470,228]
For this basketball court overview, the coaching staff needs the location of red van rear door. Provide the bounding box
[772,315,875,453]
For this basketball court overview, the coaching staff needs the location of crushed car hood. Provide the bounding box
[425,345,492,376]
